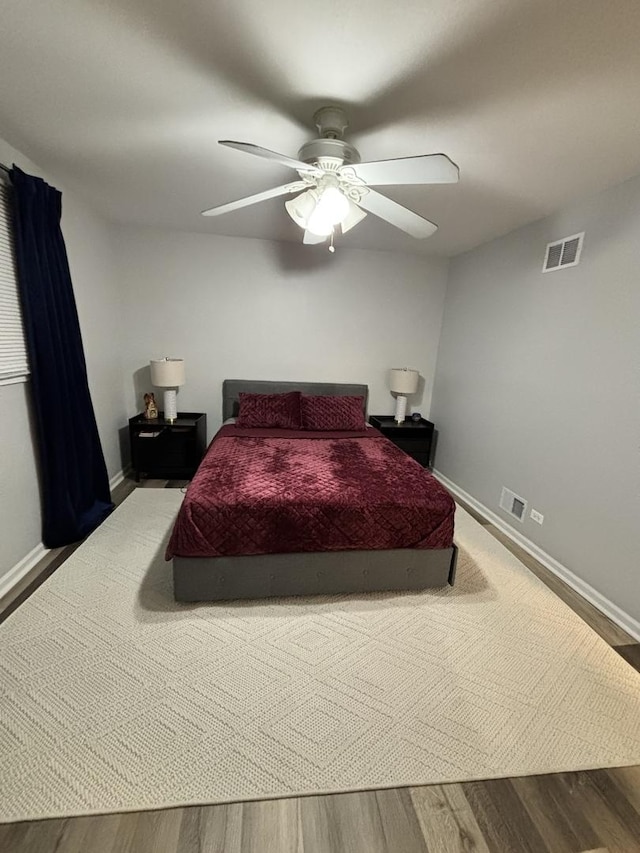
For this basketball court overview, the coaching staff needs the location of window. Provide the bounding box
[0,176,29,384]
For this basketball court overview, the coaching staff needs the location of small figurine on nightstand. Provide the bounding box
[143,392,158,420]
[411,412,422,422]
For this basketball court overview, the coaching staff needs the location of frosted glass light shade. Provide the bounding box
[340,201,367,234]
[389,368,419,394]
[285,190,317,229]
[306,208,334,237]
[307,187,350,236]
[150,358,185,387]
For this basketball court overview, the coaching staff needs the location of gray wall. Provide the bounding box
[113,226,449,438]
[0,136,127,582]
[431,173,640,623]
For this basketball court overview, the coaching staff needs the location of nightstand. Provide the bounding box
[129,412,207,482]
[368,415,435,467]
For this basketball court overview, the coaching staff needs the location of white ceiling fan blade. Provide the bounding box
[219,141,321,176]
[356,189,437,238]
[344,154,459,186]
[302,230,326,245]
[201,183,305,217]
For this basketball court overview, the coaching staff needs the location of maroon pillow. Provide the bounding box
[301,395,366,431]
[236,391,302,429]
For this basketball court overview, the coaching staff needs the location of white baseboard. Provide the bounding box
[109,467,129,491]
[0,541,50,601]
[1,470,130,604]
[433,469,640,643]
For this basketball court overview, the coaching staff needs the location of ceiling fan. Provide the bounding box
[201,106,459,248]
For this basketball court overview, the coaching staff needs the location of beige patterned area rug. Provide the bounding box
[2,490,640,823]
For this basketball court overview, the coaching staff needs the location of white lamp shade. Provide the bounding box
[150,358,185,387]
[389,368,419,395]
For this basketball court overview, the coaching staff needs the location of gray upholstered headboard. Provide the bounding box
[222,380,369,421]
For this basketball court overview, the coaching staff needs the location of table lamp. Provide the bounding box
[389,367,419,423]
[150,358,185,422]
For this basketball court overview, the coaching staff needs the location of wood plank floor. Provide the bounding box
[1,478,639,852]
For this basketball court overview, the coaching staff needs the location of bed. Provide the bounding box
[168,380,457,601]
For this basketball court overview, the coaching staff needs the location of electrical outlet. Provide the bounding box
[530,509,544,524]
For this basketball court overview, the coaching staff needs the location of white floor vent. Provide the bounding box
[542,232,584,272]
[499,487,527,522]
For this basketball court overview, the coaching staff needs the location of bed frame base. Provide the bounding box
[173,545,458,602]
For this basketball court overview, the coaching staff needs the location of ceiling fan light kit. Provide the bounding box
[202,106,459,249]
[286,175,352,237]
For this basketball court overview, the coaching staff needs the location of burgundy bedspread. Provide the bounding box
[166,425,455,559]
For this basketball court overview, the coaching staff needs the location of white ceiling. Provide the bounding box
[1,0,640,256]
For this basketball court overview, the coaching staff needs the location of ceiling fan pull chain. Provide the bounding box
[329,231,335,253]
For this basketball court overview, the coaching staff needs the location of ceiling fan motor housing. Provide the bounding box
[298,138,361,168]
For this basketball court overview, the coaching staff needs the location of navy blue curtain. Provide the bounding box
[10,166,113,547]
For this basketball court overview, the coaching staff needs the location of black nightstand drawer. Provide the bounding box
[407,451,431,467]
[369,415,435,468]
[155,433,193,466]
[393,438,430,454]
[389,431,430,443]
[129,412,207,481]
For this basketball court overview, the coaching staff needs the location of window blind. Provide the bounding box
[0,178,29,383]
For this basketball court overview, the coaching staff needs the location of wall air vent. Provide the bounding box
[499,487,528,522]
[542,232,584,272]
